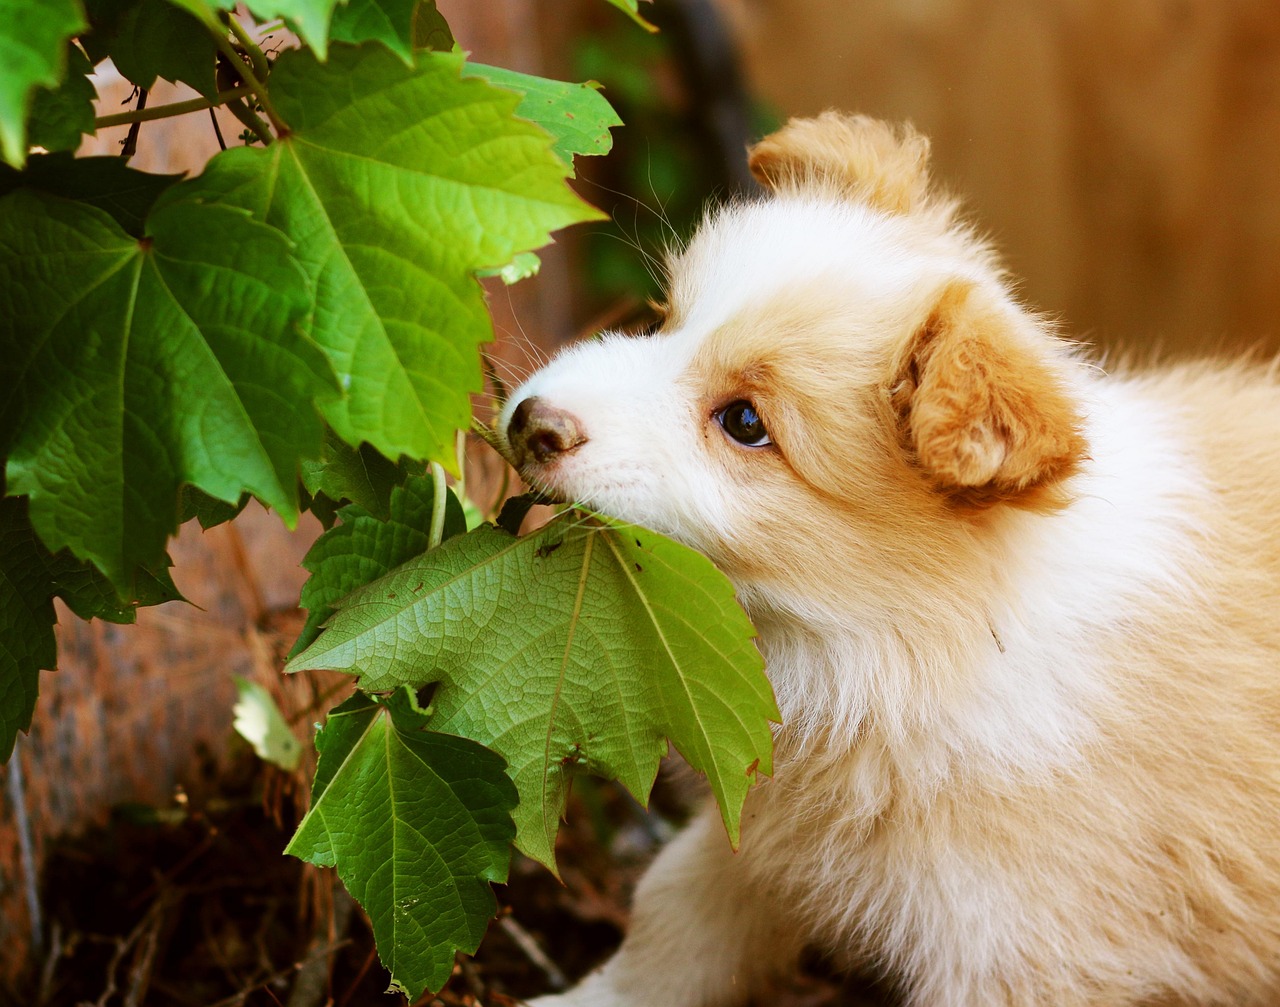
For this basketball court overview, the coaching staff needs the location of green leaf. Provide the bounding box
[0,494,181,761]
[186,44,603,468]
[153,0,234,31]
[0,188,336,591]
[0,153,182,237]
[411,0,454,52]
[464,64,622,164]
[299,431,423,523]
[289,514,777,868]
[0,497,58,762]
[0,0,88,167]
[233,677,302,770]
[28,44,96,153]
[110,0,219,99]
[328,0,415,62]
[286,687,517,998]
[245,0,340,56]
[46,548,182,623]
[293,471,465,657]
[604,0,657,32]
[179,486,250,530]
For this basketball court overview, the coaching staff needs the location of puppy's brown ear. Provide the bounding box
[889,282,1087,507]
[747,113,932,214]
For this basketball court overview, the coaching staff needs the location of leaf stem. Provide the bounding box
[212,29,288,137]
[429,462,448,548]
[94,86,253,129]
[226,14,271,81]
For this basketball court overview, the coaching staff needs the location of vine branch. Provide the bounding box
[94,86,252,130]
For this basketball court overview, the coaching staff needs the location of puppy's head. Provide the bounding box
[501,114,1087,620]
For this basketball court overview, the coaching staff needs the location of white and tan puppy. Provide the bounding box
[500,114,1280,1007]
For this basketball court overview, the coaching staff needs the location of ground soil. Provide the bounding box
[15,756,895,1007]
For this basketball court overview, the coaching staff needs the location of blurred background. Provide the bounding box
[3,1,1278,1003]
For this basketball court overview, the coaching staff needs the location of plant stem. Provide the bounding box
[226,14,270,81]
[429,462,448,548]
[94,85,252,130]
[213,32,288,136]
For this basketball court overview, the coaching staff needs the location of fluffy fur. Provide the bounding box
[500,113,1280,1007]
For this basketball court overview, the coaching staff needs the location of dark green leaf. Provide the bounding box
[287,687,516,998]
[0,494,182,760]
[28,44,96,153]
[289,514,777,868]
[411,0,454,52]
[185,44,602,468]
[0,0,88,167]
[0,188,336,590]
[292,471,465,657]
[0,153,182,237]
[299,431,423,522]
[179,486,250,530]
[0,497,57,761]
[328,0,417,62]
[45,545,181,623]
[111,0,219,99]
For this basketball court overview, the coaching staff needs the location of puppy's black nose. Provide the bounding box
[507,396,588,465]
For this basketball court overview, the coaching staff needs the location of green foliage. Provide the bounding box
[0,0,86,166]
[289,513,777,869]
[293,471,466,656]
[183,44,598,468]
[0,188,334,590]
[286,688,517,997]
[0,1,778,997]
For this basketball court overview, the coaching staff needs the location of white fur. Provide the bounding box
[503,134,1280,1006]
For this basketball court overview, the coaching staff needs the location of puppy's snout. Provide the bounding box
[507,396,588,466]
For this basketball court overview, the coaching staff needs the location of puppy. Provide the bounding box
[499,114,1280,1006]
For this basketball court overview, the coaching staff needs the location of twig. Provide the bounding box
[36,921,62,1006]
[458,956,488,1005]
[204,940,352,1007]
[285,886,355,1007]
[497,915,568,991]
[209,106,228,150]
[120,87,147,158]
[6,741,43,959]
[95,85,252,129]
[334,945,378,1007]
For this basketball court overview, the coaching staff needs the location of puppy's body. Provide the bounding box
[504,115,1280,1006]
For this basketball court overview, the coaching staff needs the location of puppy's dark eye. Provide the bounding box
[716,399,771,447]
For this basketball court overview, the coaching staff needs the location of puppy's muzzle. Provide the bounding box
[507,396,588,468]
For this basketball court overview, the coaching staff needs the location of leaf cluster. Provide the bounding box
[0,0,774,998]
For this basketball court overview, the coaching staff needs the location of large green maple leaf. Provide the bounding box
[185,43,603,469]
[286,687,517,999]
[289,514,778,868]
[0,188,336,591]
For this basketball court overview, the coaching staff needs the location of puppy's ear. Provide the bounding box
[888,282,1087,507]
[747,113,932,214]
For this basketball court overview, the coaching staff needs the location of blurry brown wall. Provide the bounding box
[719,0,1280,357]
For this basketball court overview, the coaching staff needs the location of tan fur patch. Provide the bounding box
[747,112,934,214]
[889,281,1088,508]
